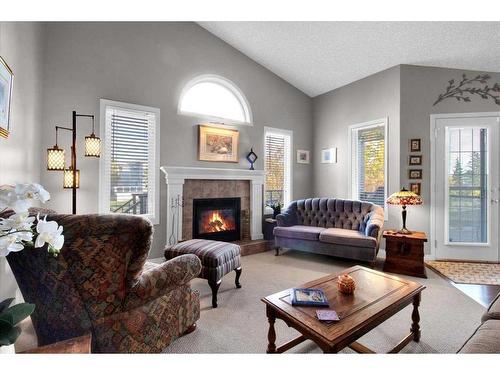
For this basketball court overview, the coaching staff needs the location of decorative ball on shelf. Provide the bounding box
[337,274,356,295]
[246,148,258,170]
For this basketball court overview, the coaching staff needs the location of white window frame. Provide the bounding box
[99,99,160,224]
[263,126,293,209]
[178,74,253,126]
[348,118,388,212]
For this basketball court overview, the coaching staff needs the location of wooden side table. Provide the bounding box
[383,230,427,278]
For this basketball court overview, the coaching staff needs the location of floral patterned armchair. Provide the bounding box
[5,211,201,353]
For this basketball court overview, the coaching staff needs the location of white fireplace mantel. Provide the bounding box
[160,166,265,245]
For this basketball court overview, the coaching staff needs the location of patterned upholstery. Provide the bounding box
[164,239,241,282]
[4,210,201,353]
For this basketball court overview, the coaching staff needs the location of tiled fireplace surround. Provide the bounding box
[182,179,250,241]
[160,166,265,245]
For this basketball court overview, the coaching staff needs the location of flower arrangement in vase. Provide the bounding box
[267,202,282,219]
[0,183,64,350]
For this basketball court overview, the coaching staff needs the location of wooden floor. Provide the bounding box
[452,282,500,308]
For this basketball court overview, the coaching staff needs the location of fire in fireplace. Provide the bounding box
[193,197,241,241]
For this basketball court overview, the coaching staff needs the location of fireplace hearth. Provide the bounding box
[193,197,241,241]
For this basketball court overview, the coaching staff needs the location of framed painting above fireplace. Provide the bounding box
[198,124,239,163]
[193,197,241,241]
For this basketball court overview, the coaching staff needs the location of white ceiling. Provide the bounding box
[198,22,500,97]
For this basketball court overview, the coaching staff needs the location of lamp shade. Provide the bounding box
[47,145,65,171]
[84,133,101,157]
[386,188,423,206]
[63,168,80,189]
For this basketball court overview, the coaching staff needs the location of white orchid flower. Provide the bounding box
[0,212,35,232]
[16,183,50,203]
[0,234,25,257]
[0,185,16,212]
[0,183,62,257]
[35,215,64,253]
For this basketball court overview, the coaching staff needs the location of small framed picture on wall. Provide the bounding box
[321,148,337,164]
[408,169,422,179]
[410,182,421,195]
[409,139,421,152]
[409,155,422,166]
[296,150,310,164]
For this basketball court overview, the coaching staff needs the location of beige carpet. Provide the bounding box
[163,250,485,354]
[426,261,500,286]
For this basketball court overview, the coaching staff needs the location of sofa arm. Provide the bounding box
[124,254,201,309]
[276,212,298,227]
[365,209,384,239]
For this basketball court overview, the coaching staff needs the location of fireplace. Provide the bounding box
[193,197,241,241]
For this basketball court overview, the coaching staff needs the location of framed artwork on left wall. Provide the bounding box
[0,56,14,138]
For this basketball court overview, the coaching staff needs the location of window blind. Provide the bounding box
[351,124,386,207]
[104,106,157,217]
[264,131,291,207]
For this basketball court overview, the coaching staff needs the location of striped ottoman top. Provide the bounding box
[165,239,241,268]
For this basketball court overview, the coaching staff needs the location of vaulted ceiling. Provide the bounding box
[199,22,500,97]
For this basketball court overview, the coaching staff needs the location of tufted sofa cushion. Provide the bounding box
[319,228,377,248]
[297,198,371,230]
[273,225,326,241]
[289,198,381,232]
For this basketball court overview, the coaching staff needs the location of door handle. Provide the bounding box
[491,199,499,204]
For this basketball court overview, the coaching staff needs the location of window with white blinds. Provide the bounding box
[99,100,160,224]
[350,120,387,208]
[264,128,292,208]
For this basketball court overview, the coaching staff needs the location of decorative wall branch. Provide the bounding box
[433,73,500,106]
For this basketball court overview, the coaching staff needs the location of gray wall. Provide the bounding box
[0,22,44,300]
[40,22,313,258]
[312,66,401,232]
[400,64,500,254]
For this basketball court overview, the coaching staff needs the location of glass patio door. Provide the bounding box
[434,115,499,261]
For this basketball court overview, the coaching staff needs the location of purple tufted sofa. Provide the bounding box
[273,198,384,263]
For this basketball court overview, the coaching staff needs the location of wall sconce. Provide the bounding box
[63,168,80,189]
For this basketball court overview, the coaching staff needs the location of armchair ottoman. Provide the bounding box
[165,239,242,308]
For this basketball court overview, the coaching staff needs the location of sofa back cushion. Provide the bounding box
[293,198,379,231]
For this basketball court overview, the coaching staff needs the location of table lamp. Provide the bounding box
[386,188,423,234]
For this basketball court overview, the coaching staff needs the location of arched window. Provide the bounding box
[178,75,252,125]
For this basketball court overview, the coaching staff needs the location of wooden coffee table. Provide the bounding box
[261,265,425,354]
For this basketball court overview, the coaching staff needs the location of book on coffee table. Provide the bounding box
[291,288,329,307]
[316,309,340,323]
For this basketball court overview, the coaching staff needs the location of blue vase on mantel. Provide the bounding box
[246,148,258,170]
